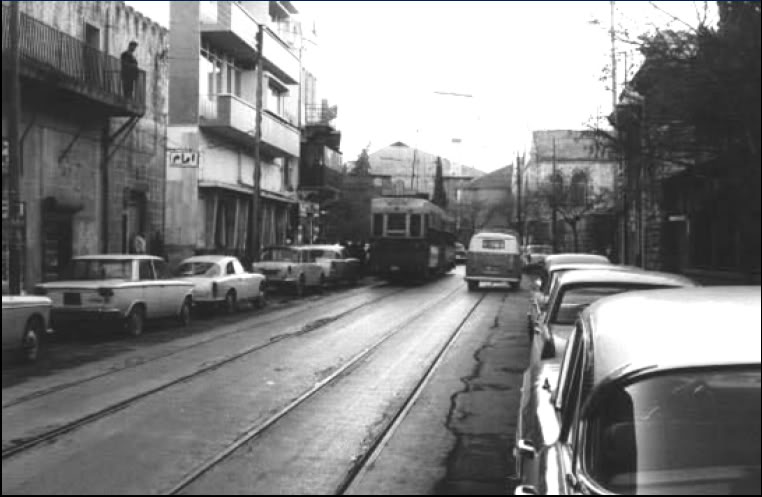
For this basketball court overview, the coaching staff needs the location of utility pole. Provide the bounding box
[610,0,617,112]
[250,25,265,263]
[7,1,23,294]
[515,152,522,239]
[551,137,558,252]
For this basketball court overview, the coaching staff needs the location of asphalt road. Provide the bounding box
[2,267,530,495]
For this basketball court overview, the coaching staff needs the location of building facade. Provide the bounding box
[166,1,301,266]
[2,1,168,292]
[521,130,617,254]
[459,165,513,243]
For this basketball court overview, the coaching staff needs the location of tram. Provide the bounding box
[370,196,456,281]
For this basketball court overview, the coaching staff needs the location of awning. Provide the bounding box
[198,180,297,204]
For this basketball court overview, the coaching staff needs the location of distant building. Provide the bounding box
[459,166,513,243]
[165,1,301,265]
[521,130,617,253]
[1,1,168,291]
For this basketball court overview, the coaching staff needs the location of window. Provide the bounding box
[482,239,506,250]
[267,80,287,117]
[226,261,235,275]
[571,171,589,206]
[409,214,422,237]
[387,214,406,232]
[139,260,155,280]
[153,260,172,279]
[373,214,384,237]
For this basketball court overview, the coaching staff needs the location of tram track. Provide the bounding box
[1,282,398,410]
[165,288,486,495]
[1,283,414,460]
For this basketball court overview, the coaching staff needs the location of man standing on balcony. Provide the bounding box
[121,41,139,99]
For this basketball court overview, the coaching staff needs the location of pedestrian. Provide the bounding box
[132,232,147,254]
[121,41,139,98]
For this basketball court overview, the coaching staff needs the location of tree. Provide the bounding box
[431,156,448,208]
[350,148,371,176]
[535,171,614,252]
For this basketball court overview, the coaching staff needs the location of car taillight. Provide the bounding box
[212,282,218,298]
[33,286,47,296]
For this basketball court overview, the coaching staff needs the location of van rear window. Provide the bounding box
[482,239,505,250]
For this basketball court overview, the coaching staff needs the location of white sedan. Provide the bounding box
[2,295,53,362]
[175,255,266,313]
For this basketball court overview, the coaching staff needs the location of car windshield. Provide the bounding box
[586,367,761,495]
[175,262,219,277]
[529,245,552,254]
[262,248,299,262]
[552,285,634,324]
[66,260,133,281]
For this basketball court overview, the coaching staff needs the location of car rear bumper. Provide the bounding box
[465,276,521,283]
[51,308,123,327]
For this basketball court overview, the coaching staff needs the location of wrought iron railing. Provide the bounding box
[305,103,338,126]
[2,6,146,113]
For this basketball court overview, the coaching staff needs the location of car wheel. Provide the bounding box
[224,290,237,314]
[21,317,42,363]
[125,307,145,337]
[467,281,479,292]
[255,284,267,309]
[178,298,192,326]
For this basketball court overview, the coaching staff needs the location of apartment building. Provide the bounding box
[166,1,301,265]
[1,1,168,291]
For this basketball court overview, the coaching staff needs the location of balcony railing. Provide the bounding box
[1,6,146,116]
[305,104,338,126]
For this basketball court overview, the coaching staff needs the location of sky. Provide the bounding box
[126,1,717,172]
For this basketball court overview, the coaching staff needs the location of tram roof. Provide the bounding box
[371,197,448,216]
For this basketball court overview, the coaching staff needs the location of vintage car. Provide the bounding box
[522,244,553,270]
[529,268,696,365]
[465,230,523,291]
[540,252,610,269]
[454,242,467,264]
[2,295,53,362]
[527,261,618,337]
[252,246,325,296]
[175,255,266,313]
[304,245,361,286]
[514,286,761,495]
[35,255,194,337]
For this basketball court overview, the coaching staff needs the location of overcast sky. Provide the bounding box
[126,1,717,172]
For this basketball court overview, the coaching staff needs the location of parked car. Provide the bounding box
[35,255,194,337]
[465,230,522,291]
[529,268,696,365]
[305,245,361,286]
[522,244,553,270]
[252,246,325,296]
[2,295,53,362]
[514,286,761,495]
[540,252,610,269]
[527,261,617,337]
[175,255,266,313]
[454,242,467,264]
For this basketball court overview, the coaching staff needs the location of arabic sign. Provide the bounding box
[168,149,200,168]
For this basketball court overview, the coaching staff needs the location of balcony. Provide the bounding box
[1,6,146,117]
[199,94,300,158]
[200,3,299,84]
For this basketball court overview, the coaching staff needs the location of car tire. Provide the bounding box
[467,281,479,292]
[224,290,237,314]
[255,284,267,309]
[125,307,145,337]
[178,298,192,326]
[21,317,43,363]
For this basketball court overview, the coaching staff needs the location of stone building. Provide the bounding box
[521,130,617,254]
[1,1,168,290]
[459,165,513,243]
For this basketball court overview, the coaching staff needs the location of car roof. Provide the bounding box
[583,286,761,384]
[544,253,609,266]
[180,255,233,264]
[301,244,343,251]
[471,231,518,240]
[263,245,302,251]
[73,254,162,261]
[548,262,632,274]
[556,268,697,288]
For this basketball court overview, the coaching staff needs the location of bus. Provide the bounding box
[370,197,456,281]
